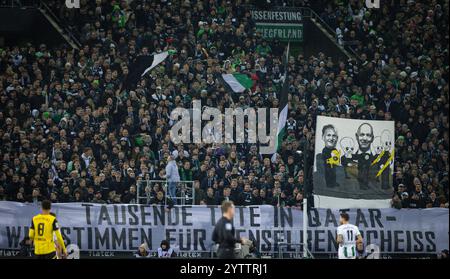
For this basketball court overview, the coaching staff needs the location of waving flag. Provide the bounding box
[124,51,169,90]
[220,73,254,93]
[271,43,290,163]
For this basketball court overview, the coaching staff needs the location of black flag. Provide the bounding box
[124,51,169,90]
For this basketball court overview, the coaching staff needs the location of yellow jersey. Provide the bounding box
[29,213,66,256]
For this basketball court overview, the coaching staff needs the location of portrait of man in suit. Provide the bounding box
[355,123,374,190]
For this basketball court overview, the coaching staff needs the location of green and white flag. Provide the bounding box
[220,73,254,93]
[271,43,290,163]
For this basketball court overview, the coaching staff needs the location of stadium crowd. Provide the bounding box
[0,0,448,209]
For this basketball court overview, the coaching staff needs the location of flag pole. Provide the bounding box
[271,40,291,163]
[284,34,309,258]
[288,40,309,258]
[284,37,309,258]
[303,196,308,258]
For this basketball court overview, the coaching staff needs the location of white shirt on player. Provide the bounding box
[337,223,361,259]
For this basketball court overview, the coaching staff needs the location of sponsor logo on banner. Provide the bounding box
[0,202,447,258]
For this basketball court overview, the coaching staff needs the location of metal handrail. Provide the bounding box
[308,8,360,60]
[0,0,81,48]
[137,180,195,205]
[38,1,81,48]
[310,9,337,38]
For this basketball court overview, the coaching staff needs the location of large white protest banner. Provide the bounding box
[0,202,447,258]
[313,116,395,208]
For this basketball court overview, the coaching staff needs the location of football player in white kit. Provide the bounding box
[336,213,363,259]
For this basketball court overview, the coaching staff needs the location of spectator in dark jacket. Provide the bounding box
[205,188,218,205]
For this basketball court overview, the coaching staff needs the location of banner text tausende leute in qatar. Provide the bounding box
[0,202,447,256]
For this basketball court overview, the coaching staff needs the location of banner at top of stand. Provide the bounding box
[250,9,304,23]
[250,8,305,42]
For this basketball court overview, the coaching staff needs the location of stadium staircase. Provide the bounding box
[308,9,358,61]
[0,0,80,49]
[38,1,81,50]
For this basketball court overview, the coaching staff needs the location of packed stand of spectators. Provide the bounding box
[0,0,448,209]
[317,0,449,208]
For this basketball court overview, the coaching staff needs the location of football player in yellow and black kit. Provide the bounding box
[29,200,67,259]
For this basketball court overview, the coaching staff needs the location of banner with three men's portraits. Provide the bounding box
[313,116,395,208]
